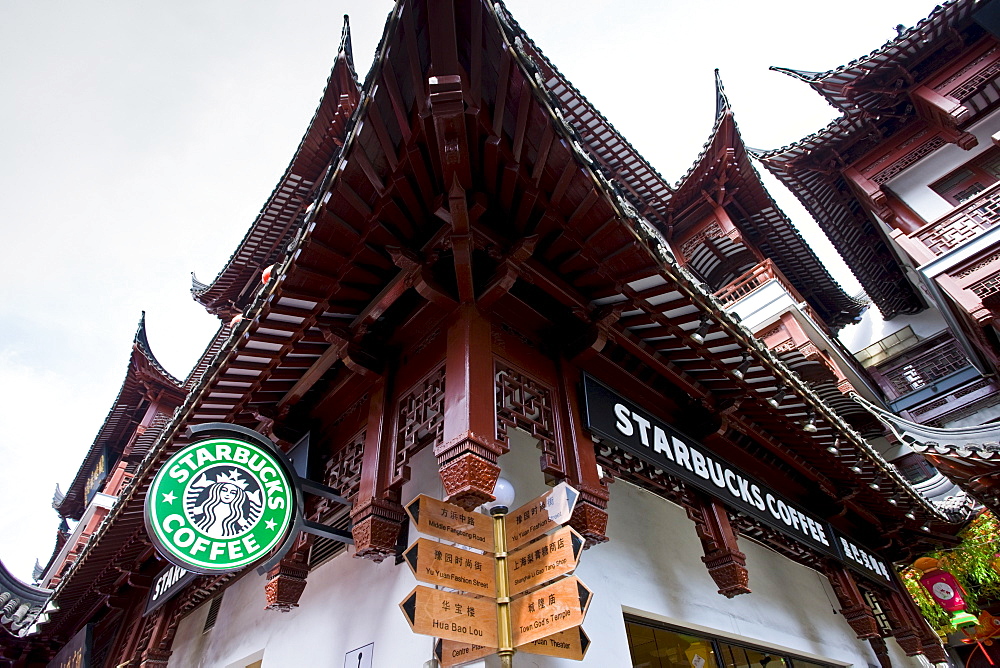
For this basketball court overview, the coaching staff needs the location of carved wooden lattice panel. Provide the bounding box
[882,342,968,396]
[680,221,722,259]
[325,430,365,501]
[970,270,1000,298]
[495,363,558,472]
[870,137,946,185]
[917,186,1000,254]
[394,366,445,483]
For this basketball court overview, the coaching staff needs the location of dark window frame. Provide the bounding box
[624,615,839,668]
[931,147,1000,205]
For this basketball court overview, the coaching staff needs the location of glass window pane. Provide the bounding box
[625,617,829,668]
[935,168,975,192]
[626,620,720,668]
[955,183,987,202]
[717,641,788,668]
[978,152,1000,178]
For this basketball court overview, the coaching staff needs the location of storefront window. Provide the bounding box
[627,622,720,668]
[626,618,834,668]
[716,642,787,668]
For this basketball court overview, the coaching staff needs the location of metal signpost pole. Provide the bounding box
[491,506,515,668]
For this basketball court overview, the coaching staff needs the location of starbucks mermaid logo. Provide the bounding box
[145,432,296,573]
[184,467,263,539]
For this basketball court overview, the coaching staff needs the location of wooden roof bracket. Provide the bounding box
[687,492,751,598]
[910,85,978,149]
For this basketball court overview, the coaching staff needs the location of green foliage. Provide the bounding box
[903,510,1000,633]
[944,511,1000,602]
[901,566,954,632]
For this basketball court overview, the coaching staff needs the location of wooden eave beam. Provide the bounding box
[606,328,709,401]
[278,343,344,409]
[381,60,412,144]
[350,265,414,333]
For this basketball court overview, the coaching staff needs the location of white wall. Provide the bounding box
[726,280,796,333]
[886,107,1000,223]
[838,304,946,356]
[168,429,929,667]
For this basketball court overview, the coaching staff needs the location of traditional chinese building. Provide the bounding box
[758,0,1000,520]
[759,0,1000,424]
[0,2,968,667]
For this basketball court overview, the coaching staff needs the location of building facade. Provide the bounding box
[0,2,971,667]
[759,0,1000,520]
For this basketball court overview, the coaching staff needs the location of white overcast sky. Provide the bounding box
[0,0,943,582]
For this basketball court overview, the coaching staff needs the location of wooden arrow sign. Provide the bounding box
[406,495,494,552]
[518,626,591,660]
[399,586,497,647]
[403,538,495,597]
[510,575,592,646]
[507,525,585,597]
[434,639,495,667]
[504,481,579,551]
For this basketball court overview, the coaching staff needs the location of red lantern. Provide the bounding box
[261,264,274,285]
[914,557,968,612]
[229,314,244,328]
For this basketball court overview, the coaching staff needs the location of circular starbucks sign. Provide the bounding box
[145,435,296,573]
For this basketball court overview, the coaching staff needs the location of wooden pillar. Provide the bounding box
[686,493,750,597]
[868,636,892,668]
[136,601,175,668]
[824,563,880,639]
[107,593,152,668]
[351,379,406,561]
[919,632,949,664]
[872,587,924,656]
[881,583,948,662]
[436,305,507,510]
[556,359,610,547]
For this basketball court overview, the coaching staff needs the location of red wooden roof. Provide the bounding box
[755,0,993,319]
[672,71,865,331]
[771,0,986,115]
[754,115,926,319]
[191,17,362,318]
[55,314,185,520]
[501,7,674,228]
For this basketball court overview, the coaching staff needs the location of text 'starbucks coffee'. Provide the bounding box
[145,436,295,573]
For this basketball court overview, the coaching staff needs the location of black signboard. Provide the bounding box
[583,375,843,559]
[83,446,109,504]
[833,530,896,589]
[581,374,897,589]
[143,563,198,617]
[48,624,91,668]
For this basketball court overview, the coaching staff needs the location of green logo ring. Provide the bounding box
[145,436,295,573]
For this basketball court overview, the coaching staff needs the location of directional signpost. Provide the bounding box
[518,626,591,660]
[435,639,496,668]
[403,538,495,597]
[399,482,591,667]
[504,482,580,551]
[510,575,592,645]
[406,495,495,552]
[507,525,584,597]
[399,586,497,646]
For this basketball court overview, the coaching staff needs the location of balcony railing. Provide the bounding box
[914,181,1000,255]
[715,259,819,321]
[873,335,971,399]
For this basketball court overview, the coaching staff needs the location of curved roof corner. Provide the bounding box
[191,16,362,319]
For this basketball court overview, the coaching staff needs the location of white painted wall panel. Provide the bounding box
[887,107,1000,222]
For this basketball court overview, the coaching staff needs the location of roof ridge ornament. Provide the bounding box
[768,65,823,83]
[714,68,731,120]
[338,14,357,82]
